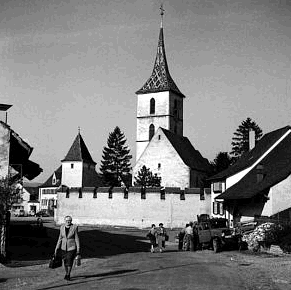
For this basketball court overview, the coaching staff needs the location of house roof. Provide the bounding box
[82,168,104,187]
[61,132,96,164]
[217,126,291,200]
[135,24,185,98]
[209,126,291,181]
[40,166,62,188]
[161,128,211,172]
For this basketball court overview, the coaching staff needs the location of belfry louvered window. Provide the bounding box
[150,98,155,114]
[149,124,155,140]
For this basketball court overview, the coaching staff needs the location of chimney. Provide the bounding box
[249,129,255,151]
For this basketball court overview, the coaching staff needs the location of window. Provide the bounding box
[200,188,205,200]
[158,135,161,140]
[180,191,185,200]
[149,124,155,140]
[141,187,146,199]
[150,98,155,114]
[158,163,161,170]
[66,188,70,198]
[174,99,178,117]
[124,187,128,199]
[213,201,224,215]
[78,188,82,198]
[71,164,74,169]
[213,182,223,193]
[160,188,165,200]
[109,187,113,199]
[93,188,97,198]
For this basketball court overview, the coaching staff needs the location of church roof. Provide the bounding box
[135,14,185,98]
[161,128,211,172]
[61,132,96,164]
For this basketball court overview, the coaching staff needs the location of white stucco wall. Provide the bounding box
[55,187,210,229]
[0,124,10,179]
[61,161,83,187]
[133,127,190,188]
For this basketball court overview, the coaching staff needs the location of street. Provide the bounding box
[1,218,291,290]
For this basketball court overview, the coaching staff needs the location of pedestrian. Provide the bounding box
[146,224,157,253]
[192,222,199,251]
[54,215,80,281]
[183,222,193,251]
[156,223,167,252]
[178,224,188,251]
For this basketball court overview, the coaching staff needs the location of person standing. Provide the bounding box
[54,215,80,281]
[156,223,167,253]
[147,224,157,253]
[183,222,193,251]
[178,224,188,251]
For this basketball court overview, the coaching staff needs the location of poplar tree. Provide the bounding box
[100,126,132,187]
[134,165,161,187]
[230,117,263,163]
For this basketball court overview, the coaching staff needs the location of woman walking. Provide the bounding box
[54,215,80,281]
[156,223,167,253]
[147,224,157,253]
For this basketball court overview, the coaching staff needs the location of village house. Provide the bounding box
[11,182,41,216]
[210,126,291,226]
[38,166,61,215]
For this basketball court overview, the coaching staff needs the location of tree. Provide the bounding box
[134,165,161,187]
[230,117,263,163]
[211,152,232,174]
[100,126,132,187]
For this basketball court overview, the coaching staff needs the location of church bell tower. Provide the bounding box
[135,5,186,162]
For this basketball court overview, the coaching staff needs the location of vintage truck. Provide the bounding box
[196,215,241,252]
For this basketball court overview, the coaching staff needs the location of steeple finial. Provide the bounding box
[160,3,164,28]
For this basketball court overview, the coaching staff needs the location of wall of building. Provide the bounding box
[133,128,190,188]
[0,124,10,179]
[61,161,83,187]
[55,187,211,229]
[39,187,57,212]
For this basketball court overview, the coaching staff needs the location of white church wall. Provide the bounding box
[55,187,210,228]
[133,128,190,188]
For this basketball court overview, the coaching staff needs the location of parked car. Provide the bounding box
[35,210,50,217]
[196,215,241,252]
[28,210,36,216]
[14,209,25,217]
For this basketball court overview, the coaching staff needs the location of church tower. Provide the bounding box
[135,5,186,162]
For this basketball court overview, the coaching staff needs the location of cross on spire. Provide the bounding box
[160,3,164,28]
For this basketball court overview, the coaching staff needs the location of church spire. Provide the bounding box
[136,4,185,98]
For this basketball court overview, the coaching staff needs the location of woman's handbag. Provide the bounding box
[49,254,62,269]
[75,254,81,266]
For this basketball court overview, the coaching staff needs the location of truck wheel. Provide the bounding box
[212,239,220,253]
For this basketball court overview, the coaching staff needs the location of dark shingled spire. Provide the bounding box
[61,132,96,165]
[136,5,185,98]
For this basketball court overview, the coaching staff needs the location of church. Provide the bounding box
[132,7,211,188]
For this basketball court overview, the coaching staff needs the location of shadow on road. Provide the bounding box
[6,219,150,268]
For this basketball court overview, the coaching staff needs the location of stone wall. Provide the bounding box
[55,187,211,229]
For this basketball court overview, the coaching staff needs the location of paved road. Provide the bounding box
[0,218,287,290]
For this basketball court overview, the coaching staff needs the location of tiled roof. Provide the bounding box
[161,128,211,172]
[61,133,96,164]
[209,126,291,181]
[217,126,291,200]
[40,166,62,188]
[136,27,185,98]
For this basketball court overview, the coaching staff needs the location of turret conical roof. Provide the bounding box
[61,132,96,165]
[136,17,185,98]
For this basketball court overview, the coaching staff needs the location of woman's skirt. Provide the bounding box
[61,250,77,267]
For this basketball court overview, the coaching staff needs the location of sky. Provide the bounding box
[0,0,291,183]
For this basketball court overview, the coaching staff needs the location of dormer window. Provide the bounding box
[150,98,155,114]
